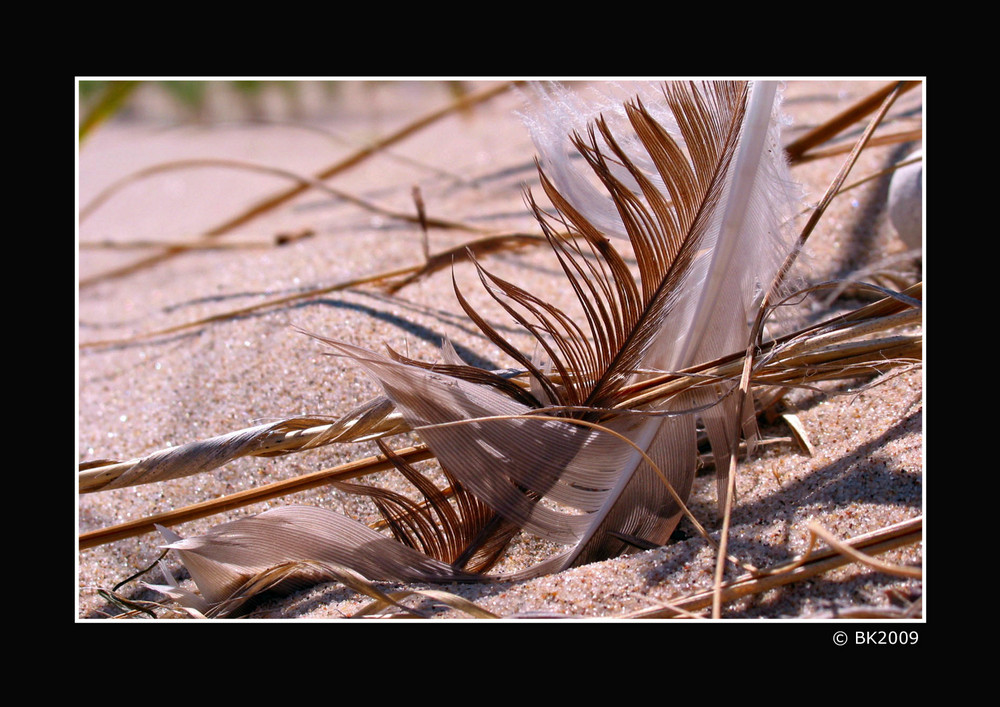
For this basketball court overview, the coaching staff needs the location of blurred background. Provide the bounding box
[78,80,473,138]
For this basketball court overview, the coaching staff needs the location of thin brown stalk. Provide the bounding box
[79,234,313,250]
[770,82,912,310]
[712,346,754,617]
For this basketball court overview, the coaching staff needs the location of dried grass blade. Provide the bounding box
[614,317,921,412]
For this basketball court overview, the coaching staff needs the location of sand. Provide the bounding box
[77,79,923,622]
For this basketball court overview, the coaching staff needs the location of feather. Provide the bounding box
[159,505,481,607]
[158,80,802,612]
[457,81,798,543]
[334,438,521,573]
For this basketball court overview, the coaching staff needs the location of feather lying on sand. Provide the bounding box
[80,81,923,620]
[126,80,814,613]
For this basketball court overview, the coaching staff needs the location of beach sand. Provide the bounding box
[77,79,923,621]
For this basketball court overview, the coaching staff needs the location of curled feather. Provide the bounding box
[158,80,802,613]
